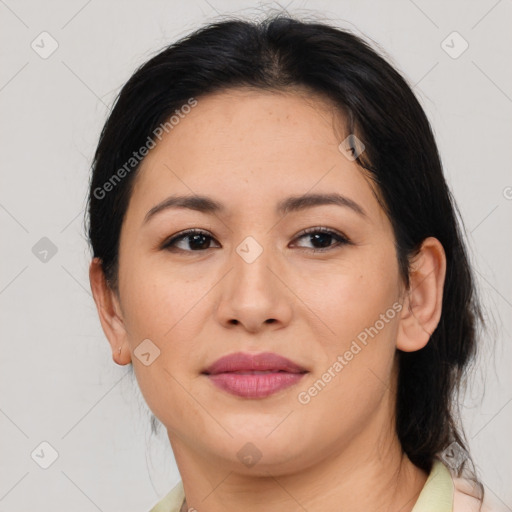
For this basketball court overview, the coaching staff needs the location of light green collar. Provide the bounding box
[149,479,185,512]
[411,459,453,512]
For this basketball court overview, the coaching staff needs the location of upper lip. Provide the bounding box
[202,351,308,375]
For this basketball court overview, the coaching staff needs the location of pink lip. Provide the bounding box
[202,351,308,399]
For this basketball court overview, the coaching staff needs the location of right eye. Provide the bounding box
[160,229,220,252]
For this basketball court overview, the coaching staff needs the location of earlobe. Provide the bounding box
[396,237,447,353]
[89,258,132,365]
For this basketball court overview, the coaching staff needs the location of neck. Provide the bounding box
[169,415,428,512]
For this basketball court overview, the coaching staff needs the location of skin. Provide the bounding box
[90,88,447,512]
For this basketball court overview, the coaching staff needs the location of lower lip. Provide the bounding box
[206,372,306,399]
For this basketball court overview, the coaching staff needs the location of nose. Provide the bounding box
[214,238,293,334]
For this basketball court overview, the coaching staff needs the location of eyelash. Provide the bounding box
[160,227,352,254]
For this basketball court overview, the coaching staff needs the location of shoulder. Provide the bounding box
[412,458,507,512]
[452,475,484,511]
[452,473,508,512]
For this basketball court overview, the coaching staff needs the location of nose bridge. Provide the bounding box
[215,231,292,331]
[231,233,276,299]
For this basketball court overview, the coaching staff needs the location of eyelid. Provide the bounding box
[293,226,350,242]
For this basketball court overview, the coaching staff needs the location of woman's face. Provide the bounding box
[113,88,407,474]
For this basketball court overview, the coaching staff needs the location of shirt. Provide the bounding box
[148,459,495,512]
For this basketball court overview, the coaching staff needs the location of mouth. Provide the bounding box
[202,351,309,399]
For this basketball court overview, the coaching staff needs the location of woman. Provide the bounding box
[86,14,499,511]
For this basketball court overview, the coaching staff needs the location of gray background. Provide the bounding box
[0,0,511,510]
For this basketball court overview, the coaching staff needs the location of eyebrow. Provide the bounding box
[143,192,368,224]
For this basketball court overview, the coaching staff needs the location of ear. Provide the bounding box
[396,237,447,352]
[89,257,132,365]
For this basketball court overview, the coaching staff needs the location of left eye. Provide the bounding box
[292,228,350,252]
[160,228,350,253]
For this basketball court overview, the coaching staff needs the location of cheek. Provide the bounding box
[123,268,209,430]
[119,253,206,342]
[119,256,213,397]
[301,247,400,344]
[295,309,399,449]
[297,245,401,403]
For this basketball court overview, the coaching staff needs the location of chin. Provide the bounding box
[224,434,308,471]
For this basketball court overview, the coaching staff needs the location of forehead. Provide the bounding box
[153,88,346,161]
[127,88,385,224]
